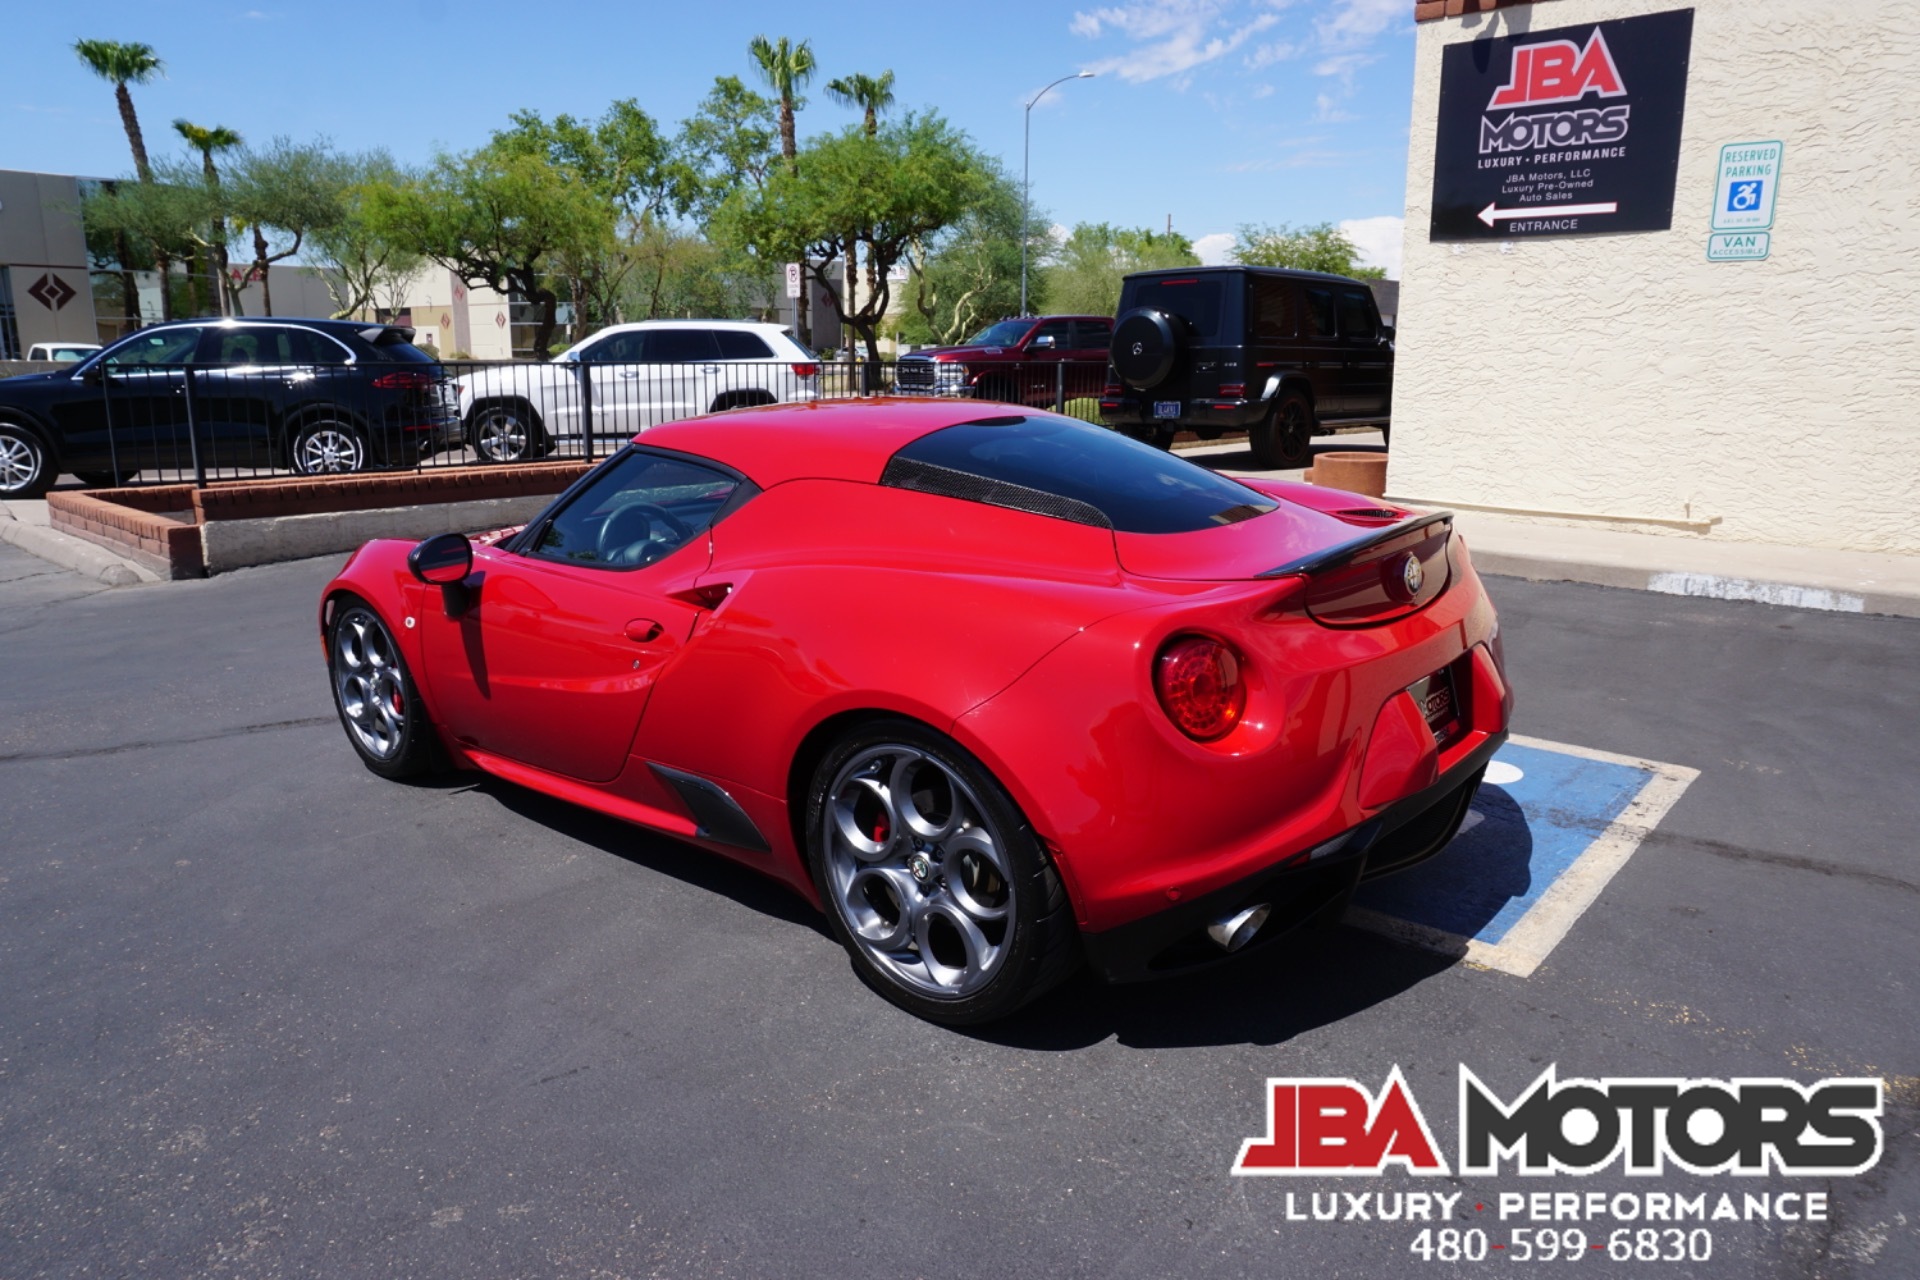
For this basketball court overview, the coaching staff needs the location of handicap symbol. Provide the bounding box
[1727,179,1764,212]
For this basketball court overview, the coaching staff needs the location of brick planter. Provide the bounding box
[47,461,593,579]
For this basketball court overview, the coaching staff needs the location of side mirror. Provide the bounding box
[1030,334,1056,350]
[1379,324,1396,344]
[560,348,582,363]
[79,364,105,384]
[408,532,473,617]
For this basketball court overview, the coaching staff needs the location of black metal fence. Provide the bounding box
[53,358,1115,489]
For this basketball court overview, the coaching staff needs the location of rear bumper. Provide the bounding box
[1080,730,1503,983]
[1099,395,1265,430]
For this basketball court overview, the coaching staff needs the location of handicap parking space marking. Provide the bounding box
[1345,734,1700,978]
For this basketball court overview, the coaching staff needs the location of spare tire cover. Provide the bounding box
[1111,308,1180,390]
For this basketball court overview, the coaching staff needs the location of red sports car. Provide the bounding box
[320,400,1510,1023]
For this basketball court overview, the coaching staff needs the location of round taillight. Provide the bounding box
[1154,635,1246,742]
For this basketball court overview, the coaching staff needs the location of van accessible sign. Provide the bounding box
[1429,9,1694,241]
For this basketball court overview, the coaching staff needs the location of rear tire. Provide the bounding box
[0,423,53,499]
[1249,390,1313,470]
[468,402,545,464]
[73,466,138,488]
[804,717,1079,1025]
[291,418,371,475]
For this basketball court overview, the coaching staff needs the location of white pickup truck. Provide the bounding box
[455,320,820,462]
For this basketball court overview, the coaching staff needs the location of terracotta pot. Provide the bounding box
[1309,452,1388,498]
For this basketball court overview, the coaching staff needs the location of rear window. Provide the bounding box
[1123,276,1235,343]
[884,415,1277,534]
[714,330,775,359]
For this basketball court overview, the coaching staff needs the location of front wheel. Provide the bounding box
[469,403,544,464]
[291,419,370,475]
[328,600,435,779]
[1249,390,1314,470]
[805,718,1079,1024]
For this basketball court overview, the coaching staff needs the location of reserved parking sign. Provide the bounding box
[1712,140,1783,231]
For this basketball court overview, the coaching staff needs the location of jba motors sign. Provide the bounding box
[1429,9,1694,240]
[1233,1066,1884,1177]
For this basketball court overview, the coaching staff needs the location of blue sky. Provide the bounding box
[11,0,1415,275]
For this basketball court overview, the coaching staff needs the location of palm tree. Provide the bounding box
[825,71,897,325]
[73,39,170,319]
[174,120,243,315]
[749,35,817,345]
[826,70,894,138]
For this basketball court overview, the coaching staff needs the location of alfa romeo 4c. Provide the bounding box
[320,400,1510,1023]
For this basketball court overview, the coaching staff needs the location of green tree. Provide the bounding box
[1043,223,1199,316]
[363,147,611,355]
[172,120,243,314]
[671,76,779,225]
[748,35,816,343]
[73,39,170,319]
[725,113,992,364]
[825,70,897,336]
[305,151,423,320]
[902,160,1042,345]
[1232,222,1383,278]
[228,138,349,317]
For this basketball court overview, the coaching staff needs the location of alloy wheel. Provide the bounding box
[296,425,365,474]
[820,744,1017,999]
[473,408,531,463]
[333,606,408,761]
[0,432,43,494]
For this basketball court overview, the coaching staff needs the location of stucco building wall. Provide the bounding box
[1391,0,1920,554]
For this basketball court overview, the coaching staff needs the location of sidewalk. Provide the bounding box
[1185,437,1920,620]
[1446,510,1920,619]
[0,498,161,587]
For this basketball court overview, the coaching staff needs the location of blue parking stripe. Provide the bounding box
[1353,742,1657,946]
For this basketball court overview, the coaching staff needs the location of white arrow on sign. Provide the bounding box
[1477,200,1618,226]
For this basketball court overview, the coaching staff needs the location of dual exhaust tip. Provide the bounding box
[1206,903,1272,953]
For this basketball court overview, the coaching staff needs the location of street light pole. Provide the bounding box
[1022,70,1094,317]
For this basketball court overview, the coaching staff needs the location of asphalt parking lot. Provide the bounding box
[0,534,1914,1279]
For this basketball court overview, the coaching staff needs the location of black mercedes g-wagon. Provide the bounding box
[1099,265,1392,468]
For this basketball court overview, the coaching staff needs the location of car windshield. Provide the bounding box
[961,320,1032,348]
[886,415,1278,534]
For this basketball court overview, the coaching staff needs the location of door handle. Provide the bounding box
[616,369,643,378]
[624,618,663,642]
[700,364,720,373]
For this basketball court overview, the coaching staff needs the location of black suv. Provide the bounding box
[0,317,461,497]
[1099,266,1393,468]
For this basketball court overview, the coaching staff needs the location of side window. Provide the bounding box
[530,449,747,569]
[207,329,266,365]
[643,329,720,363]
[1336,288,1376,341]
[583,332,642,363]
[105,327,203,366]
[1304,288,1337,339]
[1251,279,1295,342]
[1072,320,1111,350]
[1029,320,1073,350]
[713,330,774,359]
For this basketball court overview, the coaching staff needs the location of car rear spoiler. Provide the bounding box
[1256,510,1454,579]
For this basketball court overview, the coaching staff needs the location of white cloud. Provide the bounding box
[1317,0,1407,50]
[1339,215,1404,279]
[1251,83,1276,99]
[1244,39,1302,69]
[1313,93,1356,122]
[1193,232,1237,265]
[1072,1,1282,84]
[1313,52,1377,79]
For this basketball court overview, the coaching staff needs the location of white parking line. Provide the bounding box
[1345,734,1700,978]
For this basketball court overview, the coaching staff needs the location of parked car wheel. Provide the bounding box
[1250,390,1314,470]
[0,423,53,499]
[328,599,435,779]
[469,402,545,464]
[291,419,370,475]
[805,717,1079,1025]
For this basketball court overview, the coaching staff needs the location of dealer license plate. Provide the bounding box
[1153,400,1182,419]
[1407,667,1460,744]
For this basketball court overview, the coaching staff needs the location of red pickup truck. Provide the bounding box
[892,315,1112,405]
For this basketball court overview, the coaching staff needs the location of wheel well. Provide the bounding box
[467,395,547,435]
[707,389,776,413]
[284,403,371,438]
[1264,376,1313,407]
[784,708,939,861]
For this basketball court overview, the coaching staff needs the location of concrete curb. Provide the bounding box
[0,515,161,586]
[1473,549,1919,619]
